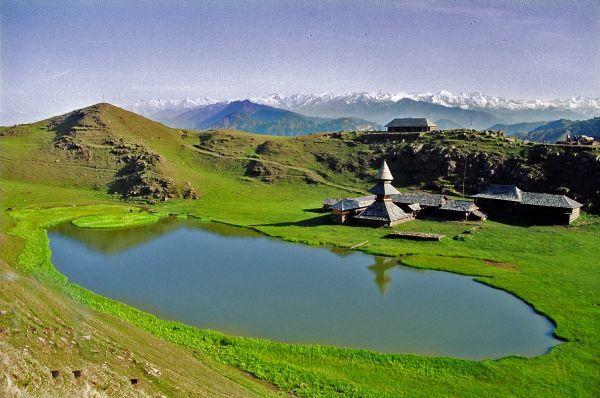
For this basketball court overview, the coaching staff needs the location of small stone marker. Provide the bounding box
[73,370,82,378]
[385,232,445,241]
[51,370,60,378]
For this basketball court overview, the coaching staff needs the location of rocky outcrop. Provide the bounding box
[245,160,285,183]
[107,138,178,201]
[383,140,600,212]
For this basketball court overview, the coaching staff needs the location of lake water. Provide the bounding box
[48,218,560,359]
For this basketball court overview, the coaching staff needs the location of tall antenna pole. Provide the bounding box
[462,156,468,197]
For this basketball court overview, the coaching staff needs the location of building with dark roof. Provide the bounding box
[473,185,582,224]
[330,195,375,224]
[385,118,437,133]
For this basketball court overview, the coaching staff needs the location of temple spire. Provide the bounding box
[369,160,399,196]
[375,160,394,182]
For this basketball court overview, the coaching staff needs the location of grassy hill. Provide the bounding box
[1,104,600,397]
[1,103,201,201]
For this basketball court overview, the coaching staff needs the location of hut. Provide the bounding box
[331,195,375,224]
[472,185,582,224]
[353,161,413,227]
[385,118,437,133]
[322,197,341,210]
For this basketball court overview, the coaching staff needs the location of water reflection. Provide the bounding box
[368,257,398,295]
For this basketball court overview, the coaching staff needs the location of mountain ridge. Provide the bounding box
[515,117,600,143]
[167,100,379,135]
[489,117,600,143]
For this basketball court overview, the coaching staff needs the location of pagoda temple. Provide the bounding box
[353,161,413,227]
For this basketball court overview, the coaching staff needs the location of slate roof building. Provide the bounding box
[391,192,447,215]
[472,184,582,224]
[354,161,413,227]
[385,118,437,133]
[326,162,486,226]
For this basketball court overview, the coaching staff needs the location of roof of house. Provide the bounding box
[369,182,400,195]
[439,199,478,212]
[385,118,437,128]
[473,184,582,209]
[355,201,411,222]
[331,195,375,211]
[472,185,523,202]
[375,160,394,181]
[391,193,447,207]
[521,192,582,209]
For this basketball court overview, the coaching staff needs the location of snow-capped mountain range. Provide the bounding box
[251,91,600,114]
[129,91,600,118]
[125,91,600,131]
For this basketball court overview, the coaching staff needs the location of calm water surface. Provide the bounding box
[48,218,560,359]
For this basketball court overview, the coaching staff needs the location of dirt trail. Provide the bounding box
[0,156,119,173]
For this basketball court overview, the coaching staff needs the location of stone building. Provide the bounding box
[385,118,437,133]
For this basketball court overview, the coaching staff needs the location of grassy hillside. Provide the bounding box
[0,103,197,201]
[1,104,599,397]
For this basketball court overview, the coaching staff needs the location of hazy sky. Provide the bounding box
[1,0,599,123]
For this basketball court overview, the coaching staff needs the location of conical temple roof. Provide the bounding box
[375,160,394,181]
[355,201,410,223]
[369,182,400,195]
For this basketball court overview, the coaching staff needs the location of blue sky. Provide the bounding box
[1,0,599,123]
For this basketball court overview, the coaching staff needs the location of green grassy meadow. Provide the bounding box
[1,104,599,397]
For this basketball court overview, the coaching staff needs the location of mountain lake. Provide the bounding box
[48,217,561,359]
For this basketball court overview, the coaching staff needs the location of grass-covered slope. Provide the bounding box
[1,104,600,397]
